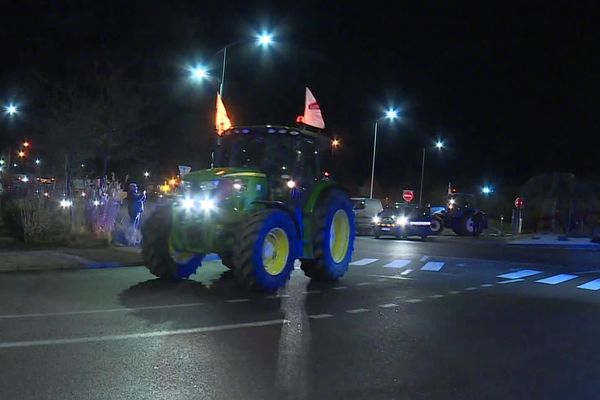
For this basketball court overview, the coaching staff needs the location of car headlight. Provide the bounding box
[396,216,409,226]
[199,198,215,212]
[372,216,380,224]
[182,197,195,210]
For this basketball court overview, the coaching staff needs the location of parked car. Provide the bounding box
[352,197,384,235]
[373,203,433,240]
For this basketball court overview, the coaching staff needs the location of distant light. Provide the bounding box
[59,199,73,208]
[4,104,18,116]
[435,140,444,149]
[168,178,177,186]
[482,186,492,195]
[23,141,30,148]
[44,192,50,198]
[18,151,25,158]
[449,198,456,205]
[144,171,150,178]
[287,180,296,189]
[189,65,209,81]
[199,198,215,212]
[0,159,4,165]
[21,176,29,183]
[81,192,86,197]
[257,32,274,47]
[385,109,399,120]
[93,200,100,206]
[13,163,17,167]
[233,182,242,191]
[332,139,340,147]
[80,164,85,168]
[35,159,41,165]
[0,166,3,172]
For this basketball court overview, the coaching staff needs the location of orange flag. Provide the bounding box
[303,87,325,129]
[216,92,232,135]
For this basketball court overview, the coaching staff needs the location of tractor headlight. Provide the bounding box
[396,216,409,226]
[199,198,215,212]
[182,197,195,210]
[372,216,380,224]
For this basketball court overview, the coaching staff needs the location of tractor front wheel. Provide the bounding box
[233,209,298,290]
[141,207,203,280]
[301,190,355,281]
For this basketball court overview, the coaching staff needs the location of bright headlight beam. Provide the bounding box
[396,216,409,226]
[182,198,195,210]
[372,216,380,224]
[199,198,215,212]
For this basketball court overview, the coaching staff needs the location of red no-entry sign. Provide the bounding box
[514,197,524,209]
[403,190,414,203]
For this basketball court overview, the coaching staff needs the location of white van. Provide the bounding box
[351,197,384,235]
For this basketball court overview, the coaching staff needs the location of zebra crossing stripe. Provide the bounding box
[400,269,413,276]
[577,279,600,291]
[535,274,578,285]
[421,261,444,271]
[497,269,543,280]
[384,259,412,269]
[350,258,378,266]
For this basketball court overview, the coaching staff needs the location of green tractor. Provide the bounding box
[141,125,355,290]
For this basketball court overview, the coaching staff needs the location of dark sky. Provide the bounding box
[2,1,600,197]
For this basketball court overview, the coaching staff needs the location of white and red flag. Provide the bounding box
[302,87,325,129]
[215,92,232,135]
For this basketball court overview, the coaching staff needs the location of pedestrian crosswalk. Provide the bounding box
[349,255,600,294]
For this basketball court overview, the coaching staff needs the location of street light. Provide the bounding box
[481,185,493,195]
[35,159,40,165]
[370,108,399,199]
[3,103,18,116]
[17,151,25,158]
[217,30,275,96]
[189,65,209,82]
[418,139,445,208]
[144,171,150,178]
[332,139,340,148]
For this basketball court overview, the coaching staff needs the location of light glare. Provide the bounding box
[257,32,273,47]
[385,109,399,120]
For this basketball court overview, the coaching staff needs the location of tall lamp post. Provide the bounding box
[370,109,399,199]
[418,139,444,208]
[189,31,274,97]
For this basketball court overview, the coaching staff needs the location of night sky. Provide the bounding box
[2,1,599,198]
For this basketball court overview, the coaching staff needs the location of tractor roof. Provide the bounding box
[222,125,330,143]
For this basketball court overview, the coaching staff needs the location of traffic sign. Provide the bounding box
[514,197,524,209]
[402,190,414,203]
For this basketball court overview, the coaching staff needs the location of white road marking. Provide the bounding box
[0,319,287,349]
[308,314,333,319]
[375,278,388,282]
[498,278,525,284]
[266,294,290,299]
[456,263,466,267]
[480,284,494,288]
[225,298,249,303]
[357,282,372,286]
[332,286,348,290]
[465,287,478,291]
[497,269,543,280]
[346,308,370,313]
[421,261,445,271]
[0,302,205,320]
[405,299,423,303]
[577,278,600,291]
[429,294,444,299]
[350,258,378,266]
[420,255,429,262]
[378,303,399,308]
[384,259,412,269]
[448,290,461,294]
[535,274,578,285]
[400,269,413,276]
[302,290,321,295]
[395,295,406,299]
[368,274,412,281]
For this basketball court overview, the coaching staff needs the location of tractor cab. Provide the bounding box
[447,193,477,211]
[216,126,331,201]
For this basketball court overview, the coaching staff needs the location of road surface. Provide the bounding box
[1,236,600,399]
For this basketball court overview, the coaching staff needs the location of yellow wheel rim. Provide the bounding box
[168,235,195,265]
[262,228,290,275]
[330,209,350,263]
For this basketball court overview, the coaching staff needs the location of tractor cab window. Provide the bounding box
[219,133,292,173]
[292,137,318,184]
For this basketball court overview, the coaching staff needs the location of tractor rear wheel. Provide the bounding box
[141,207,203,280]
[429,215,444,234]
[233,208,298,290]
[301,190,355,281]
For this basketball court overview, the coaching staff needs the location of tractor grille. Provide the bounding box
[380,217,395,225]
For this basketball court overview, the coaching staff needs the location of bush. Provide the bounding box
[20,193,69,244]
[0,198,24,240]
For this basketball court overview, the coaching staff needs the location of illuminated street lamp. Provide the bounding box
[257,32,274,47]
[23,141,30,148]
[17,151,25,158]
[370,108,399,199]
[419,139,446,208]
[3,103,18,116]
[144,171,150,178]
[332,139,340,148]
[189,65,209,82]
[481,185,493,195]
[35,159,41,165]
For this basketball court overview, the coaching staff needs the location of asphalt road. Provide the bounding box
[1,236,600,399]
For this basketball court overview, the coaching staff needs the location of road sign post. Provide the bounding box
[513,197,524,235]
